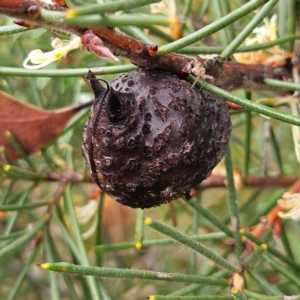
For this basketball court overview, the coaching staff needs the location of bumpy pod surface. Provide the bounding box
[82,69,231,208]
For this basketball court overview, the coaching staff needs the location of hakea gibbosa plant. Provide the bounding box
[1,0,300,299]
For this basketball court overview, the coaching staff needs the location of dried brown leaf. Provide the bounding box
[0,90,92,160]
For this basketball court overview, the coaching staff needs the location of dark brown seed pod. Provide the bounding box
[82,69,231,208]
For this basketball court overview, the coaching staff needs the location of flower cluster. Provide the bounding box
[278,192,300,220]
[76,198,100,240]
[150,0,180,39]
[23,35,82,69]
[234,15,291,66]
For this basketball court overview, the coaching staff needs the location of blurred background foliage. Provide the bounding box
[1,0,300,299]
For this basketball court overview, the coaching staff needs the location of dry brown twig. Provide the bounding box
[0,0,292,95]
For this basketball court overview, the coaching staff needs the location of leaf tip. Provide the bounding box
[3,165,11,172]
[135,242,142,250]
[261,243,268,250]
[144,218,153,226]
[38,263,50,269]
[66,10,77,18]
[4,130,11,137]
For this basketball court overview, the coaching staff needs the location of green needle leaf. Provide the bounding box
[0,216,49,259]
[67,0,161,17]
[39,262,230,286]
[144,218,239,273]
[193,79,300,127]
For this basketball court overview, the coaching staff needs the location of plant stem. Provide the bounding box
[222,1,236,41]
[0,201,49,211]
[144,218,239,273]
[64,14,172,27]
[231,288,247,300]
[39,262,230,286]
[0,65,137,77]
[0,180,15,205]
[0,163,47,180]
[184,198,233,237]
[221,0,279,57]
[240,229,300,269]
[7,244,41,300]
[4,130,37,171]
[49,232,81,300]
[198,0,210,18]
[193,78,300,127]
[180,0,193,36]
[0,230,26,241]
[243,289,289,299]
[158,0,270,55]
[96,193,105,266]
[120,25,154,44]
[44,232,60,300]
[169,270,230,296]
[149,296,234,300]
[3,184,36,236]
[280,222,294,261]
[244,108,252,178]
[148,24,175,42]
[135,208,144,250]
[177,35,300,54]
[241,244,267,268]
[0,24,32,35]
[66,0,161,17]
[262,254,300,288]
[289,0,298,51]
[247,189,284,227]
[94,232,227,253]
[248,270,284,295]
[225,148,243,259]
[264,78,300,92]
[213,0,230,47]
[278,0,287,37]
[190,196,200,275]
[0,216,49,258]
[53,212,83,262]
[63,186,103,300]
[270,127,285,176]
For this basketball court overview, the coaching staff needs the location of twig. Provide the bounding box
[46,177,69,215]
[292,0,300,96]
[197,175,299,189]
[0,0,292,94]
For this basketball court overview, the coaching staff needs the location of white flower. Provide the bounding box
[150,0,180,39]
[278,193,300,220]
[250,14,278,44]
[76,199,100,239]
[150,0,176,16]
[42,0,54,4]
[23,35,82,69]
[234,15,291,66]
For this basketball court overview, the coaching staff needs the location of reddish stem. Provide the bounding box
[0,0,292,94]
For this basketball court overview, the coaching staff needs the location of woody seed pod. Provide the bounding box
[82,69,231,208]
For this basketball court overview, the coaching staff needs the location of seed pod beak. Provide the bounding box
[86,70,107,100]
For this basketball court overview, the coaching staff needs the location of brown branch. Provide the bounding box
[197,175,299,189]
[292,0,300,94]
[0,0,292,94]
[47,173,300,189]
[5,168,297,188]
[31,173,69,248]
[46,176,69,215]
